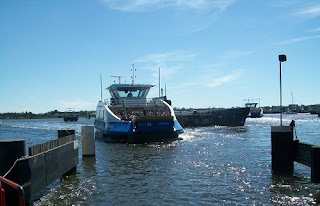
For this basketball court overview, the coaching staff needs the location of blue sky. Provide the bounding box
[1,0,320,113]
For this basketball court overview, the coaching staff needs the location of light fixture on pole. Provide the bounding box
[279,54,287,126]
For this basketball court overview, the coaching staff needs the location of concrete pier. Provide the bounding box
[271,126,294,175]
[81,125,95,157]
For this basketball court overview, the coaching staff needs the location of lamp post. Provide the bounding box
[279,54,287,126]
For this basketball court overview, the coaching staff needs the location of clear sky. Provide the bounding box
[1,0,320,113]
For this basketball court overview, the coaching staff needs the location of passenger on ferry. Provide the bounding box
[130,113,136,128]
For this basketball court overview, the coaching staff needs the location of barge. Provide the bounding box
[175,107,250,127]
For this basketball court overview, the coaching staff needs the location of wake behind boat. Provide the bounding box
[94,71,183,143]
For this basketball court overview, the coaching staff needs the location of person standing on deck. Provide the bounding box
[130,113,136,128]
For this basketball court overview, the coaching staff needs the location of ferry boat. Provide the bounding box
[63,108,79,122]
[285,93,298,114]
[94,73,184,143]
[244,98,263,118]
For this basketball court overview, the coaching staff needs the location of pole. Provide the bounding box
[159,68,160,97]
[132,64,135,85]
[100,74,103,101]
[278,54,286,126]
[280,61,282,126]
[165,84,167,96]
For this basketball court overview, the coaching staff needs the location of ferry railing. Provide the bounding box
[105,98,164,107]
[0,176,25,206]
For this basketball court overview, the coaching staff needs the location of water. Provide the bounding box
[1,114,320,205]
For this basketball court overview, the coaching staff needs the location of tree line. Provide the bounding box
[0,110,95,119]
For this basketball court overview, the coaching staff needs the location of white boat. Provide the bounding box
[94,72,184,143]
[63,108,79,122]
[285,92,299,114]
[244,98,263,118]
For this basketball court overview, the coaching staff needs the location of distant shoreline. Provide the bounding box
[0,110,95,120]
[1,104,320,119]
[0,116,90,120]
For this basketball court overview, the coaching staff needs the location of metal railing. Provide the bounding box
[105,98,164,107]
[0,176,25,206]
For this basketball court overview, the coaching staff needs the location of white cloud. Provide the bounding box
[102,0,168,12]
[57,100,96,111]
[152,65,181,79]
[207,74,238,87]
[276,35,320,45]
[102,0,236,12]
[134,51,196,82]
[296,4,320,18]
[135,51,197,63]
[308,27,320,32]
[102,0,237,32]
[176,69,243,89]
[206,70,242,88]
[134,51,243,90]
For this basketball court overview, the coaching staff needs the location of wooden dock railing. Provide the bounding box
[28,134,75,156]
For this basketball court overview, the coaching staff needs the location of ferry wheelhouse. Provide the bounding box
[94,81,183,143]
[245,102,264,118]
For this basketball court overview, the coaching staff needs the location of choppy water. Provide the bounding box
[1,114,320,205]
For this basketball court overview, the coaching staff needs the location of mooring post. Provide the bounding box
[81,125,95,157]
[57,129,75,138]
[0,139,26,177]
[311,146,320,183]
[271,126,294,174]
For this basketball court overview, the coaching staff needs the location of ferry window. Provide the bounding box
[110,87,151,98]
[109,90,119,98]
[139,88,150,97]
[129,90,139,97]
[117,90,138,97]
[117,88,143,97]
[246,103,257,108]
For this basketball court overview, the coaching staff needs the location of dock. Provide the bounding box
[271,122,320,183]
[0,130,78,205]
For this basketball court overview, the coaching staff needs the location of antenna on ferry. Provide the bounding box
[159,68,161,97]
[165,84,167,96]
[111,75,127,84]
[100,73,103,101]
[131,64,136,85]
